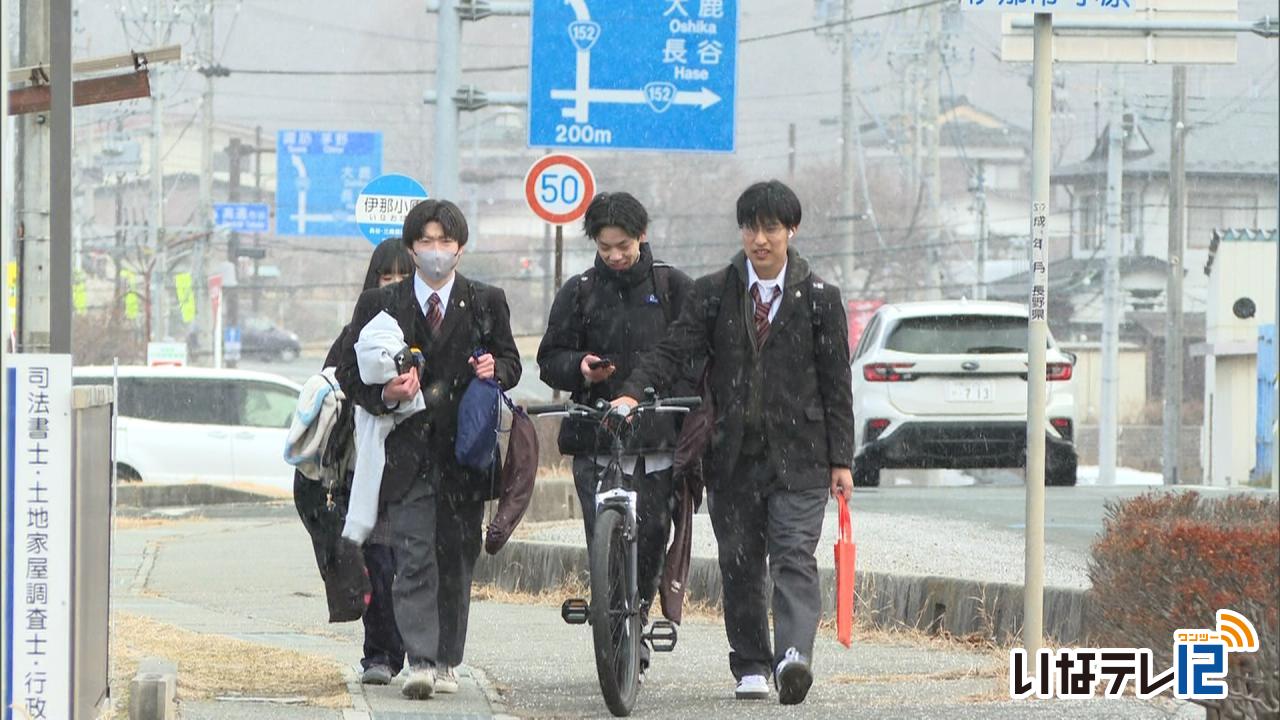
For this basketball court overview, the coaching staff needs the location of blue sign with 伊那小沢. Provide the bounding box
[275,130,382,237]
[528,0,737,153]
[356,174,429,244]
[213,203,270,233]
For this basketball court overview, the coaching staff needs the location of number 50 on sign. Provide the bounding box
[524,154,596,225]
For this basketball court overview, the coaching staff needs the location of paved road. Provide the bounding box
[847,479,1273,553]
[108,511,1207,719]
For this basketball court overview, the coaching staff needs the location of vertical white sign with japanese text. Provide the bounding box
[1030,201,1049,323]
[4,354,72,720]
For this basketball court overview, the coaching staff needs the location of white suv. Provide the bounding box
[849,301,1078,487]
[73,366,302,494]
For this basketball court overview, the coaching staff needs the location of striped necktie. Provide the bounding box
[426,293,443,336]
[751,283,778,351]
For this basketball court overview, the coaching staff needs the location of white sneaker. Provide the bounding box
[435,665,459,694]
[735,674,770,700]
[775,647,813,705]
[401,665,436,700]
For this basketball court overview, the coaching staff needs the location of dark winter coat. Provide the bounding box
[295,325,364,623]
[336,273,522,503]
[621,248,855,492]
[537,244,698,456]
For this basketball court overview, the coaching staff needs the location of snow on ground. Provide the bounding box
[1076,466,1165,486]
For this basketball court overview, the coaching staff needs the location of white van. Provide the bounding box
[73,366,303,494]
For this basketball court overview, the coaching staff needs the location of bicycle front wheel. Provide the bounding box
[590,506,641,717]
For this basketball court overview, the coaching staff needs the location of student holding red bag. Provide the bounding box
[614,180,855,705]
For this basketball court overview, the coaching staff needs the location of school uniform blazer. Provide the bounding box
[622,249,854,492]
[336,273,521,504]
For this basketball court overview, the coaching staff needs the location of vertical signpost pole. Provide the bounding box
[1024,11,1053,658]
[553,223,564,402]
[555,224,565,292]
[1099,80,1125,486]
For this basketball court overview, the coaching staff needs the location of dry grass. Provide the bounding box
[535,460,573,480]
[472,574,590,605]
[109,613,349,713]
[510,519,580,540]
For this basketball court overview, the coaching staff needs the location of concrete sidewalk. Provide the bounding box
[109,513,1201,719]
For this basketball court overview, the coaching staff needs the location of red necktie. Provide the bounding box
[751,283,778,351]
[426,293,443,336]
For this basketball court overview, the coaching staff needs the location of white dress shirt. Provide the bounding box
[746,258,787,323]
[414,272,456,318]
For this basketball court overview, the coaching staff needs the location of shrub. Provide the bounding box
[72,310,146,365]
[1088,491,1279,718]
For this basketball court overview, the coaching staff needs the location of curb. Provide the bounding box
[116,484,277,508]
[475,540,1091,646]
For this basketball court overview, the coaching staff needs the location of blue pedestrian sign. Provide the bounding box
[213,203,271,233]
[276,130,382,237]
[224,325,242,362]
[356,174,429,244]
[529,0,737,153]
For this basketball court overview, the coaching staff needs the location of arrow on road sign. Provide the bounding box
[550,86,721,112]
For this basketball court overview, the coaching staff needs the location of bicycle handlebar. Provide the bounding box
[524,402,575,416]
[523,396,701,419]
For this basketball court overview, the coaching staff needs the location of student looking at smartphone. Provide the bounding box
[536,192,699,677]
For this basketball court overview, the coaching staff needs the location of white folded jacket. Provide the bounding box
[344,311,425,544]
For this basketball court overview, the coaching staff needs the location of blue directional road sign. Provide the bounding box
[529,0,737,153]
[213,202,271,233]
[276,130,382,237]
[356,174,429,244]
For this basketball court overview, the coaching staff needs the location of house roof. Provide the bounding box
[988,255,1171,298]
[1054,98,1279,181]
[861,96,1029,152]
[1204,228,1279,276]
[1128,311,1206,340]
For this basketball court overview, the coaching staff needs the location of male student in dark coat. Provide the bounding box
[536,191,696,676]
[613,180,855,706]
[337,199,521,700]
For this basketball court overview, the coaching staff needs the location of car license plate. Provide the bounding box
[947,381,993,403]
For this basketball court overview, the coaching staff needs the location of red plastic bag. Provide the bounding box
[835,494,856,648]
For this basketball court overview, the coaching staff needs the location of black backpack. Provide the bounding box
[573,261,676,332]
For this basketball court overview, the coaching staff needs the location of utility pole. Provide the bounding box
[788,122,797,181]
[148,0,167,342]
[196,0,215,356]
[225,137,242,368]
[974,160,989,300]
[49,0,72,353]
[253,125,264,316]
[1162,65,1188,486]
[16,0,50,352]
[840,0,857,288]
[1099,83,1126,486]
[434,0,461,200]
[924,1,943,300]
[1,0,9,354]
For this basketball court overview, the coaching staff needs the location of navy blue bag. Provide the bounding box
[455,373,503,471]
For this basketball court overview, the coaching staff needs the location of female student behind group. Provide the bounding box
[295,237,416,685]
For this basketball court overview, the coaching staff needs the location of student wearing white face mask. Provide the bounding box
[336,199,522,700]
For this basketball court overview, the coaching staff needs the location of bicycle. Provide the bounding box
[525,391,701,717]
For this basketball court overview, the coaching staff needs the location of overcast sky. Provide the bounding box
[59,0,1274,174]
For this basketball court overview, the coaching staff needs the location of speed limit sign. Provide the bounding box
[524,154,596,225]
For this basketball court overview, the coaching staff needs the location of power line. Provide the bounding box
[741,0,952,44]
[220,63,528,77]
